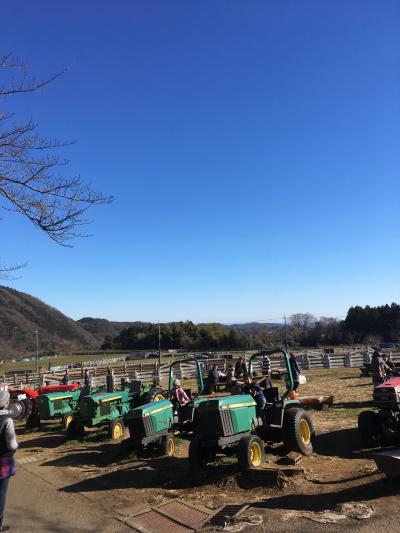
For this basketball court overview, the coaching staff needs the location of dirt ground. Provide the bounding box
[14,368,400,531]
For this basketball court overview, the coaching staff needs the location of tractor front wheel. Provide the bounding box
[282,407,314,456]
[109,418,125,440]
[8,399,26,421]
[62,413,74,431]
[358,410,384,448]
[237,435,265,469]
[161,434,175,457]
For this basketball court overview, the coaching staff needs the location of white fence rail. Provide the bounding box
[1,348,383,389]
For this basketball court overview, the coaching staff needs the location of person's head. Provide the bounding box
[0,390,10,410]
[238,357,243,362]
[173,378,181,389]
[290,352,296,359]
[373,350,380,358]
[244,375,251,384]
[252,371,258,378]
[213,365,217,370]
[229,365,233,370]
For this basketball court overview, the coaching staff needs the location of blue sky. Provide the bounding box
[1,1,399,323]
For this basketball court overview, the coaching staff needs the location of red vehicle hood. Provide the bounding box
[37,384,79,395]
[376,376,400,389]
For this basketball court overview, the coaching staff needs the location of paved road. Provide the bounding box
[5,466,133,532]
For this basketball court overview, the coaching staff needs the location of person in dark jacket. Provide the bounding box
[241,375,266,414]
[289,352,301,392]
[371,351,391,386]
[61,372,69,385]
[0,390,18,531]
[234,357,247,378]
[208,365,219,394]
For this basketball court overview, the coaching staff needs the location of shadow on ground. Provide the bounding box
[252,476,400,512]
[60,454,242,493]
[315,427,369,458]
[18,434,66,449]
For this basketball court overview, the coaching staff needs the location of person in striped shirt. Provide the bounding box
[261,353,272,388]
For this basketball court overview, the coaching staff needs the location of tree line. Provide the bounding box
[101,303,400,351]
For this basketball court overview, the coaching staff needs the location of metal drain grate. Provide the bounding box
[127,510,194,533]
[156,501,213,530]
[206,504,249,528]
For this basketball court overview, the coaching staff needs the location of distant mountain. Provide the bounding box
[230,322,283,331]
[77,317,150,342]
[0,286,98,358]
[0,285,287,358]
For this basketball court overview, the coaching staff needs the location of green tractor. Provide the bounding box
[26,386,101,431]
[126,399,176,456]
[66,381,164,440]
[123,358,208,456]
[189,349,314,469]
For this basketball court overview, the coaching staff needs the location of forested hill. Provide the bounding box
[77,317,142,342]
[0,286,98,357]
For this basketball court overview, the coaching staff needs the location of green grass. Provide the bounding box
[0,353,178,374]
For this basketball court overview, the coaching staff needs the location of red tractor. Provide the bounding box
[358,376,400,447]
[8,384,80,421]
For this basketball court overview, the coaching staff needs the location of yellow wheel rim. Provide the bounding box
[113,423,123,439]
[166,439,174,456]
[154,394,164,402]
[65,415,73,429]
[299,419,311,445]
[250,441,262,467]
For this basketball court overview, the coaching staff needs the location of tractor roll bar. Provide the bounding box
[247,349,294,400]
[168,358,205,395]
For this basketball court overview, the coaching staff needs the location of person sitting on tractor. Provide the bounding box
[234,357,247,378]
[207,365,219,394]
[241,374,266,415]
[382,354,395,374]
[61,372,69,385]
[371,351,392,386]
[171,379,190,415]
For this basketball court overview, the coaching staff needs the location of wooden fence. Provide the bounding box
[2,348,387,389]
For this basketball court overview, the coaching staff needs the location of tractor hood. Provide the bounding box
[128,399,172,418]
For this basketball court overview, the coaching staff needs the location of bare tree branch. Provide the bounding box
[0,55,113,249]
[0,260,27,280]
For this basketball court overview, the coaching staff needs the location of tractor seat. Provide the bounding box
[264,386,279,404]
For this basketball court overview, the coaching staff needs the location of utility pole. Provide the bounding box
[34,330,39,374]
[158,322,161,366]
[284,315,288,350]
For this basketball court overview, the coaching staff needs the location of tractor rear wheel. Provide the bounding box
[282,407,314,456]
[358,410,383,448]
[237,435,265,469]
[109,418,125,440]
[141,387,165,405]
[62,412,74,431]
[161,434,176,457]
[66,418,85,439]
